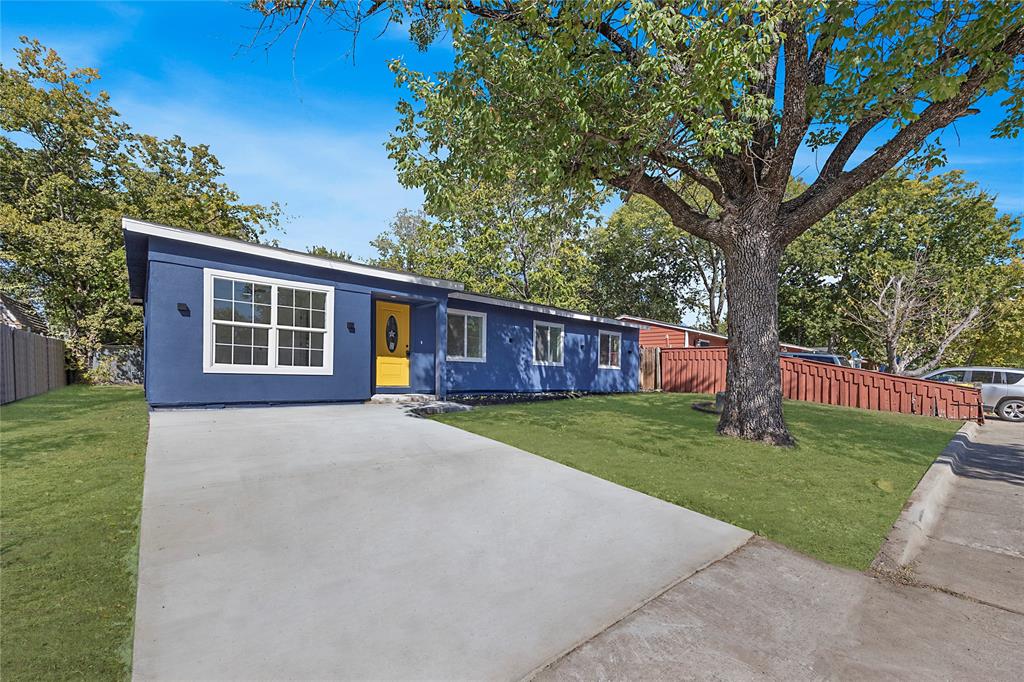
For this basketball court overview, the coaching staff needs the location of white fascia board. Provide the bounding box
[451,292,644,328]
[122,217,465,291]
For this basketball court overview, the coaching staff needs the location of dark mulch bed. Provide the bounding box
[447,391,603,406]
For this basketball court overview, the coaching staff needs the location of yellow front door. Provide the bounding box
[375,301,410,387]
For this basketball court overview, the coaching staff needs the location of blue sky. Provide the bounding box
[2,0,1023,260]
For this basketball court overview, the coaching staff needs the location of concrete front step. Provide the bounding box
[368,393,437,404]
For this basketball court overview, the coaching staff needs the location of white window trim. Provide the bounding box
[446,308,487,362]
[598,330,622,369]
[202,267,334,376]
[532,320,565,367]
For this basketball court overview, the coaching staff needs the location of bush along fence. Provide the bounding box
[657,347,984,422]
[0,324,67,404]
[88,345,144,384]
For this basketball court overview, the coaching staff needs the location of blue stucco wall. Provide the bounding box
[443,299,639,394]
[144,237,446,406]
[138,236,637,405]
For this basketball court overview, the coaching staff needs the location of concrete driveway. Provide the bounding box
[132,404,750,680]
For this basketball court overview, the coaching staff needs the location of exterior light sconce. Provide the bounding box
[347,322,356,333]
[176,303,191,317]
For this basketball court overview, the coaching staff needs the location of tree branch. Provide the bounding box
[608,171,721,243]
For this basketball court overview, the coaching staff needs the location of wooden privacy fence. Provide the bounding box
[658,347,983,422]
[639,347,661,391]
[0,324,67,405]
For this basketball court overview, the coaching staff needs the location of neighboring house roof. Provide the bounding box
[0,292,49,335]
[616,314,815,351]
[122,217,642,330]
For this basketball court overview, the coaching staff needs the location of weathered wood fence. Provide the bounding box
[639,347,660,391]
[0,324,67,404]
[657,347,983,422]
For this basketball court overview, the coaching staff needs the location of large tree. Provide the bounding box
[779,171,1022,370]
[1,39,279,369]
[254,1,1024,444]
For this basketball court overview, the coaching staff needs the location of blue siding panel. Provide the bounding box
[443,300,638,394]
[136,236,637,406]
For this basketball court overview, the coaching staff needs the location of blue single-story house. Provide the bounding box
[123,218,640,407]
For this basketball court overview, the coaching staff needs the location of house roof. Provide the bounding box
[0,292,49,335]
[122,218,467,296]
[122,217,642,329]
[451,292,643,329]
[616,314,815,350]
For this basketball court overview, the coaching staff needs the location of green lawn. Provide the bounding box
[435,393,960,569]
[1,385,148,681]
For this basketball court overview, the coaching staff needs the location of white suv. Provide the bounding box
[922,367,1024,423]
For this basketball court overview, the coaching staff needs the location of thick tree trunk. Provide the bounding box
[718,230,794,446]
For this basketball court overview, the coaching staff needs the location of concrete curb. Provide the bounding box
[871,421,979,575]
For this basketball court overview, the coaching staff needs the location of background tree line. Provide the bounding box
[3,39,1021,379]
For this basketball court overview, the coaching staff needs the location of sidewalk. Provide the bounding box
[539,421,1024,680]
[910,420,1023,612]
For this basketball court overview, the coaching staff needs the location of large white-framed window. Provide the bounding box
[202,268,334,375]
[533,320,564,366]
[598,330,621,369]
[447,309,486,362]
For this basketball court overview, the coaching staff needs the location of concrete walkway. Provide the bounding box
[132,404,750,680]
[911,420,1023,612]
[541,420,1024,680]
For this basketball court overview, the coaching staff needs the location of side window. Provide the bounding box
[969,370,997,384]
[446,310,486,361]
[533,322,564,365]
[598,331,621,369]
[1004,371,1024,385]
[930,370,966,383]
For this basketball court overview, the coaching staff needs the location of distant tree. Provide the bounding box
[306,244,354,260]
[371,175,595,310]
[253,0,1024,443]
[779,172,1022,370]
[952,261,1024,367]
[0,38,279,369]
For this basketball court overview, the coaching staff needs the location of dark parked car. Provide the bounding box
[922,366,1024,423]
[781,352,852,367]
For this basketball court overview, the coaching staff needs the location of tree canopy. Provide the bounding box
[0,38,280,369]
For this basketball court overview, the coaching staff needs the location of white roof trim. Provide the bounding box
[617,314,815,350]
[122,217,465,291]
[451,292,643,328]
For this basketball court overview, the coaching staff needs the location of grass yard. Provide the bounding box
[435,393,960,569]
[1,385,148,681]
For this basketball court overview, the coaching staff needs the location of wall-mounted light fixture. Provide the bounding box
[347,321,356,333]
[176,303,191,317]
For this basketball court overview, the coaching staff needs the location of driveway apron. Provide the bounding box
[132,404,751,680]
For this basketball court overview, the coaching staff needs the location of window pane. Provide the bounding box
[213,300,232,321]
[466,315,483,358]
[295,331,311,349]
[310,332,324,350]
[215,344,232,364]
[233,346,252,365]
[310,350,324,367]
[971,370,996,384]
[279,288,294,306]
[278,307,293,326]
[215,324,232,344]
[294,349,309,366]
[311,311,325,329]
[600,333,610,365]
[311,291,326,311]
[234,281,253,302]
[214,277,233,300]
[295,289,311,308]
[1005,371,1024,385]
[535,325,549,362]
[278,348,292,366]
[233,302,253,323]
[551,329,562,363]
[278,329,293,347]
[233,326,252,345]
[294,309,310,328]
[610,335,620,366]
[448,314,466,357]
[253,284,272,304]
[252,348,269,366]
[253,304,271,324]
[253,328,269,347]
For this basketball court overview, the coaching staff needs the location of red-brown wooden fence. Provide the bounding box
[658,347,983,421]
